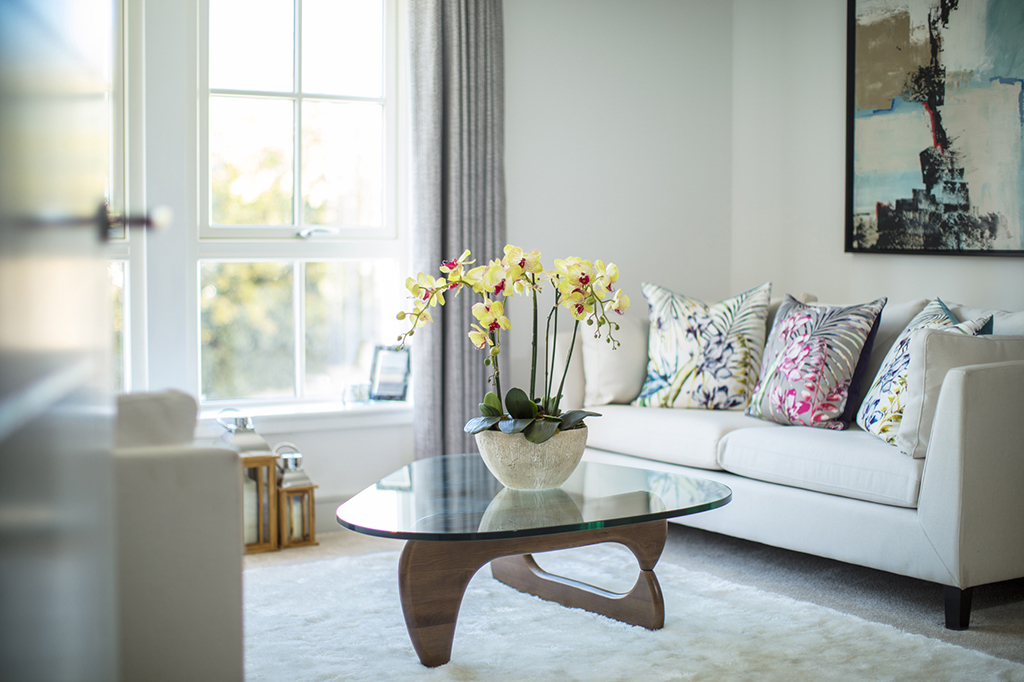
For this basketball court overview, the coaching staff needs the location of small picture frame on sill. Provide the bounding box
[369,345,410,401]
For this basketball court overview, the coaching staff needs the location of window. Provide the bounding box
[201,0,393,240]
[138,0,407,408]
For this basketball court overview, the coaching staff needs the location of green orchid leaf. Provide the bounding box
[559,410,601,431]
[499,418,533,434]
[504,387,534,419]
[463,415,502,434]
[524,418,560,444]
[479,402,501,417]
[483,391,502,412]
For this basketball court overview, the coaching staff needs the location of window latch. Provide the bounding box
[296,227,338,239]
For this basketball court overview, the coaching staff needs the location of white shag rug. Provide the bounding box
[245,544,1024,681]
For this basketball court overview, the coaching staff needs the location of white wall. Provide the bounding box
[503,0,734,390]
[731,0,1024,311]
[506,0,1024,338]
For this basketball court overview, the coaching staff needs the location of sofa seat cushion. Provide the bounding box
[585,404,777,470]
[718,426,923,507]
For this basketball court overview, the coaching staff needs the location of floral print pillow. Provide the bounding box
[855,299,990,444]
[634,282,771,410]
[746,296,886,430]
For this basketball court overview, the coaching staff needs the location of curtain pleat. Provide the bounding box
[409,0,506,459]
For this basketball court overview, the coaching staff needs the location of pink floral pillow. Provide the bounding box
[746,296,886,430]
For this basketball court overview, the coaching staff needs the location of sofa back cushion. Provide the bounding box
[116,390,198,448]
[945,303,1024,335]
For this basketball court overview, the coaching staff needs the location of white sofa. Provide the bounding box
[114,391,243,682]
[558,298,1024,630]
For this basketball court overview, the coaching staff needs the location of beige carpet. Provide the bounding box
[246,524,1024,666]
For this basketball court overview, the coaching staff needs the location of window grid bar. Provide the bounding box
[209,89,385,105]
[294,260,306,398]
[293,0,302,230]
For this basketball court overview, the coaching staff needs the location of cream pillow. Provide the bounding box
[582,315,648,406]
[896,330,1024,458]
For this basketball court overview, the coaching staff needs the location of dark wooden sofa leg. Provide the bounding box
[944,586,974,630]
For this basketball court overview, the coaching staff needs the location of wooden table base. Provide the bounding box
[397,519,668,667]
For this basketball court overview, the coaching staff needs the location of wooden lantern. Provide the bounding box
[278,484,318,549]
[241,454,279,554]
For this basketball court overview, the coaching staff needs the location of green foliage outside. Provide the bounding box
[200,262,296,400]
[211,157,329,226]
[212,154,293,225]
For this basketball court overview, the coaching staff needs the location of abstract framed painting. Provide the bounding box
[846,0,1024,256]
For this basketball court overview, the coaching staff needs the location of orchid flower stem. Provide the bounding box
[530,275,538,400]
[553,319,579,416]
[490,329,502,413]
[546,291,560,413]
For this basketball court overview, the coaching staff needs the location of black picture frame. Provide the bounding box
[845,0,1024,257]
[368,345,410,401]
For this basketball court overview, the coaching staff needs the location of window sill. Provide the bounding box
[195,400,413,439]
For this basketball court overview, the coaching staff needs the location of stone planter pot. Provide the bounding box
[474,427,587,490]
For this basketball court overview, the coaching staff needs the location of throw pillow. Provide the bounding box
[855,300,990,444]
[582,315,649,406]
[633,282,772,410]
[746,296,886,430]
[896,329,1024,458]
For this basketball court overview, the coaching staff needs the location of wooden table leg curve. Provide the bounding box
[490,553,665,629]
[398,520,669,667]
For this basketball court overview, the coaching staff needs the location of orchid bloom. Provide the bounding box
[479,259,511,297]
[468,323,493,349]
[609,289,630,315]
[472,298,511,333]
[594,260,619,292]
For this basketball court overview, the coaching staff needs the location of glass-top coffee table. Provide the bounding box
[336,453,731,667]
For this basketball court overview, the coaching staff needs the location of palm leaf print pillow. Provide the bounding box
[633,282,771,410]
[747,296,886,429]
[855,299,991,444]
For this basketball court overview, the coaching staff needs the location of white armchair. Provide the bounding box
[114,391,243,682]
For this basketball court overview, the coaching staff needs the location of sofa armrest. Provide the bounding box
[917,360,1024,588]
[115,445,243,682]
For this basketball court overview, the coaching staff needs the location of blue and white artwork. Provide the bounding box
[847,0,1024,255]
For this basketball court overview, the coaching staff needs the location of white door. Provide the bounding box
[0,1,119,679]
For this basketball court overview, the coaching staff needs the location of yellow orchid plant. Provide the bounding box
[396,245,629,444]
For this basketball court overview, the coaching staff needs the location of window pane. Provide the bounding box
[200,262,295,401]
[302,101,382,226]
[211,96,294,225]
[302,0,383,97]
[305,260,400,398]
[210,0,293,92]
[109,262,125,392]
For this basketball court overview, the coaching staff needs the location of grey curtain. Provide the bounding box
[409,0,506,459]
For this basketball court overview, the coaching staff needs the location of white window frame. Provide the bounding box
[198,0,398,242]
[141,0,409,417]
[106,0,149,393]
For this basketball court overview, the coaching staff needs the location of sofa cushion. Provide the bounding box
[585,404,776,470]
[582,315,648,406]
[634,281,772,410]
[718,426,924,508]
[116,390,199,448]
[946,303,1024,336]
[747,296,886,430]
[896,329,1024,458]
[855,300,990,444]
